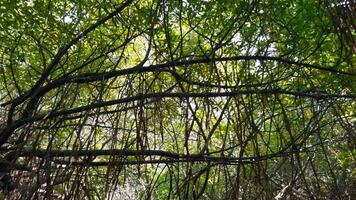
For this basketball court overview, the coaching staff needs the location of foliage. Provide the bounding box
[0,0,355,199]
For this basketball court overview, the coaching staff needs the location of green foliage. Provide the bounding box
[0,0,355,199]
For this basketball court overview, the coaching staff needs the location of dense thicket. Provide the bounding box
[0,0,355,199]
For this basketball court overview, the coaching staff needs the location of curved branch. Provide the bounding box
[0,89,354,146]
[2,55,354,107]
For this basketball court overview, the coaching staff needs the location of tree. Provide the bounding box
[0,0,355,199]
